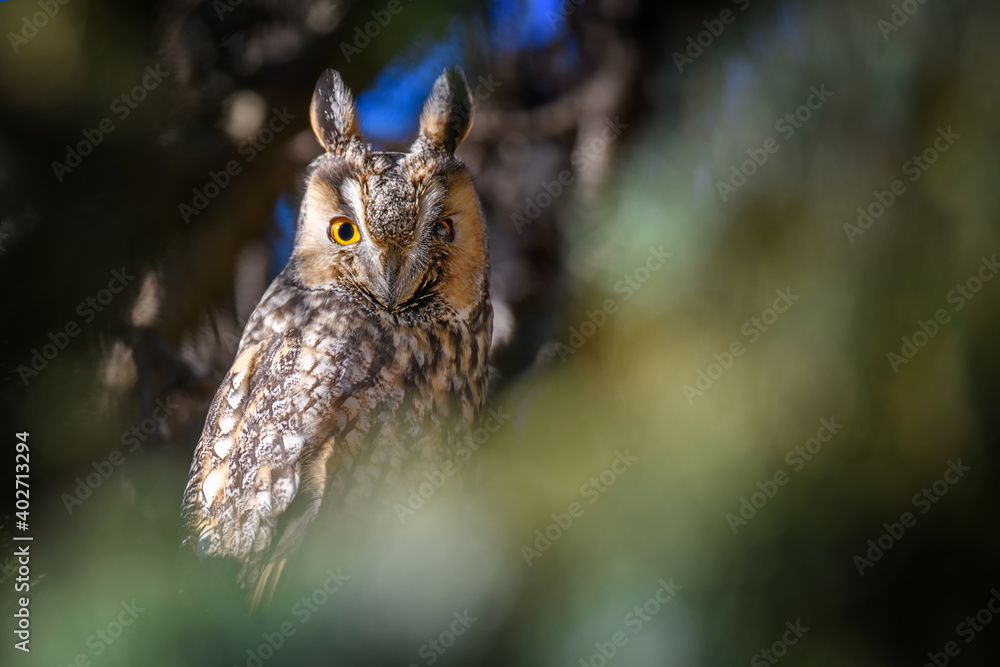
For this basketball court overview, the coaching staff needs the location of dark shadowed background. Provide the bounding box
[1,0,999,665]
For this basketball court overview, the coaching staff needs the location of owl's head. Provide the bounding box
[288,67,489,323]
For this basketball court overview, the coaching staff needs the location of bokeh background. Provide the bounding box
[1,0,999,665]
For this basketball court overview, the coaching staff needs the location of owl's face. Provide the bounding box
[289,69,488,322]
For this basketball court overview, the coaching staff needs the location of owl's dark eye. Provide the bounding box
[329,217,360,245]
[432,217,455,242]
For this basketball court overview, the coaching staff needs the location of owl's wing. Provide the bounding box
[181,327,349,607]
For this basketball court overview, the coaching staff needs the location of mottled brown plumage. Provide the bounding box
[181,68,492,608]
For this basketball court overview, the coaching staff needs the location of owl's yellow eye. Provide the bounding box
[329,217,360,245]
[432,217,454,242]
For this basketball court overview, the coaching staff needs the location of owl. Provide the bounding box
[180,67,492,609]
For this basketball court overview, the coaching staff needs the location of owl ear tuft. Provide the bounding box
[415,68,474,154]
[310,69,363,156]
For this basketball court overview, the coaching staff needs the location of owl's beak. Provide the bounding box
[376,244,420,311]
